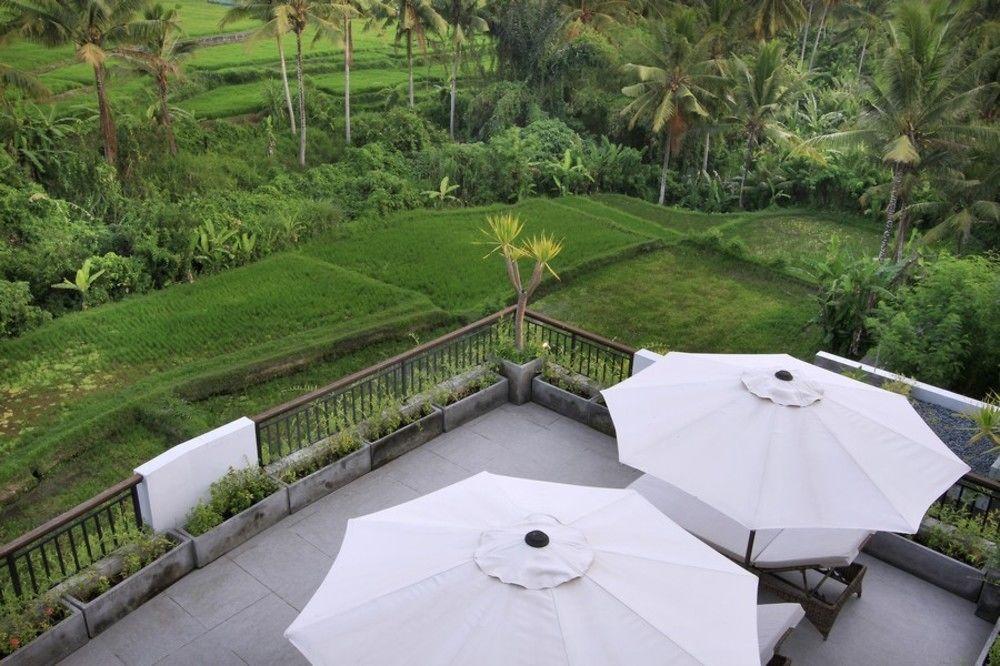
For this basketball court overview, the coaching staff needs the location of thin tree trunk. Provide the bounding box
[407,32,414,107]
[92,63,118,165]
[344,19,352,145]
[808,2,829,72]
[158,75,177,156]
[277,35,296,133]
[878,166,903,261]
[800,0,814,64]
[701,131,710,178]
[738,134,755,209]
[449,47,458,140]
[857,30,869,79]
[295,29,306,167]
[514,292,528,350]
[658,131,671,205]
[893,212,909,262]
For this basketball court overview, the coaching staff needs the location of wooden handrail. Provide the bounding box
[959,471,1000,493]
[252,306,518,423]
[0,473,142,559]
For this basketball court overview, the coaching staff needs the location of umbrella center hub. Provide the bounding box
[475,514,593,590]
[741,368,823,407]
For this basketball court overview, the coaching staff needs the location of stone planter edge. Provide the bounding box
[975,617,1000,665]
[863,530,984,601]
[281,445,372,514]
[369,407,444,469]
[0,601,87,666]
[499,358,543,405]
[435,376,508,432]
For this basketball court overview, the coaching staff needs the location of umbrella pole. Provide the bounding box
[744,530,756,566]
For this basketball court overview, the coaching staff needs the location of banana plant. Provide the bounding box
[542,149,593,196]
[192,220,237,272]
[51,258,105,310]
[423,176,460,206]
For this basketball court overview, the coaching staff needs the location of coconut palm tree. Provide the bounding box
[560,0,628,35]
[813,0,998,260]
[221,0,297,135]
[727,40,801,209]
[0,63,50,105]
[751,0,806,40]
[1,0,151,165]
[115,4,194,155]
[434,0,488,139]
[907,167,1000,251]
[387,0,446,107]
[621,12,717,205]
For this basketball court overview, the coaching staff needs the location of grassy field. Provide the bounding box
[0,193,877,540]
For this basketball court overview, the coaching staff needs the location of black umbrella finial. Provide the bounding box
[525,530,550,548]
[775,370,794,381]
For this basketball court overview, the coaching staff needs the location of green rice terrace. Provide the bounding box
[0,194,877,540]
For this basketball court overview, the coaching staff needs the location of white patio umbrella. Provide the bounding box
[285,472,762,665]
[602,352,970,540]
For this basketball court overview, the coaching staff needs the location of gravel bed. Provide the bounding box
[912,399,995,475]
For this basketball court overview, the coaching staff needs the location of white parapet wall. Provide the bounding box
[813,351,989,415]
[134,417,258,532]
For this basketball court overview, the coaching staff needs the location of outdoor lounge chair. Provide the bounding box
[757,603,805,665]
[629,474,870,639]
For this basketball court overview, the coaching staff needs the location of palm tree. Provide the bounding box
[727,40,801,209]
[0,63,50,105]
[115,4,194,155]
[435,0,488,140]
[560,0,628,35]
[387,0,446,107]
[1,0,151,165]
[751,0,806,40]
[221,0,297,134]
[621,13,717,205]
[908,167,1000,251]
[814,0,998,260]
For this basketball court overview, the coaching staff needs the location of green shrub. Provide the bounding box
[185,466,280,536]
[278,425,363,484]
[352,107,440,153]
[66,531,174,603]
[0,279,50,338]
[918,503,1000,568]
[87,252,152,305]
[0,591,66,658]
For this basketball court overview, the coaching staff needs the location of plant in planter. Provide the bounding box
[185,466,282,537]
[276,420,369,512]
[0,591,75,661]
[429,369,508,431]
[979,546,1000,622]
[917,503,1000,568]
[492,318,547,404]
[279,422,364,486]
[962,392,1000,448]
[64,532,175,605]
[364,392,442,468]
[480,212,563,352]
[881,376,914,397]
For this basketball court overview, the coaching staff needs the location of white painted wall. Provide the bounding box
[632,349,665,375]
[134,417,258,532]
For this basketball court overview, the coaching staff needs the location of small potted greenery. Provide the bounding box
[430,368,508,431]
[979,546,1000,623]
[532,357,614,435]
[0,591,86,665]
[64,530,193,637]
[363,394,443,469]
[272,422,369,513]
[180,466,288,567]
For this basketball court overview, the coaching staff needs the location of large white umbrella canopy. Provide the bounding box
[603,353,970,534]
[285,472,761,665]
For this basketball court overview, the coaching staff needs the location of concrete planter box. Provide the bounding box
[864,531,984,601]
[369,408,443,469]
[499,358,543,405]
[436,376,508,431]
[283,445,372,513]
[979,575,1000,623]
[179,485,290,567]
[975,618,1000,665]
[531,377,614,436]
[1,601,87,666]
[66,531,194,637]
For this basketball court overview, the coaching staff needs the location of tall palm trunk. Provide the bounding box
[701,131,710,178]
[808,1,829,71]
[799,0,814,63]
[277,35,296,133]
[406,32,414,107]
[878,165,902,261]
[449,46,459,140]
[738,133,756,209]
[92,63,118,165]
[856,30,869,79]
[344,18,352,144]
[157,73,177,156]
[658,131,671,205]
[295,29,306,167]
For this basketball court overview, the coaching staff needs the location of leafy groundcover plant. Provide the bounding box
[916,504,1000,568]
[0,592,67,658]
[363,395,435,442]
[186,467,281,536]
[429,371,500,408]
[65,532,174,603]
[278,428,364,485]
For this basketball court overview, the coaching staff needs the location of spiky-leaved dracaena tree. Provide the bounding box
[1,0,152,165]
[482,213,563,350]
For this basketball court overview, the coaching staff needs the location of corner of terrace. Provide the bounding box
[2,310,997,665]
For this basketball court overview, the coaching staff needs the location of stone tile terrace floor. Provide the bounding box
[59,402,992,665]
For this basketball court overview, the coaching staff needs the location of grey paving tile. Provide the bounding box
[92,594,204,666]
[467,406,551,444]
[155,633,246,665]
[58,639,126,666]
[545,415,620,460]
[233,529,333,610]
[381,447,473,494]
[164,555,269,628]
[500,401,562,427]
[426,428,507,471]
[203,594,308,666]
